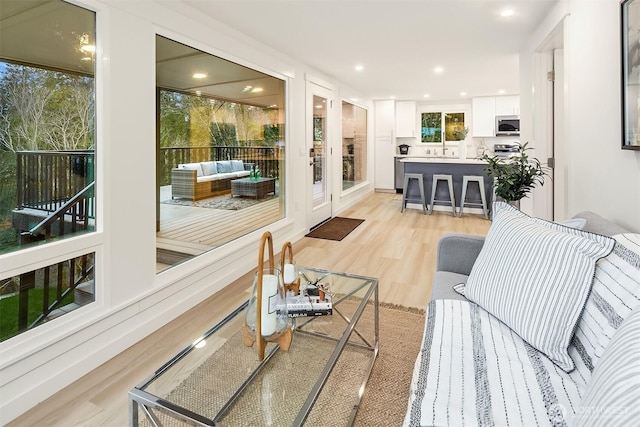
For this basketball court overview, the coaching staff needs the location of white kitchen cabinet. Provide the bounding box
[472,97,495,137]
[495,95,520,116]
[395,101,417,137]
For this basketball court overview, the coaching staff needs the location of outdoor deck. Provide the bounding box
[156,186,283,271]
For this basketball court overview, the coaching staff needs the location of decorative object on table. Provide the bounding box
[286,270,333,318]
[621,0,640,150]
[280,241,300,296]
[242,231,292,361]
[482,141,549,207]
[398,144,410,155]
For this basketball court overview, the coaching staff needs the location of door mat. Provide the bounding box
[305,217,364,241]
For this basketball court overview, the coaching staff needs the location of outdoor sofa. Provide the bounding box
[171,160,253,201]
[404,202,640,426]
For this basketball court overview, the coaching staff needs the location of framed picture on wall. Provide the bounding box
[621,0,640,150]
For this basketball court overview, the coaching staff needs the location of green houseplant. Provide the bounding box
[482,142,549,205]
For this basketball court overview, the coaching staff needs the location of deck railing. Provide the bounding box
[16,150,95,216]
[158,145,282,186]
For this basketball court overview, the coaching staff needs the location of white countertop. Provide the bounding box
[398,156,487,165]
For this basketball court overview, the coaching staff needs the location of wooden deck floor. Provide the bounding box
[156,195,283,271]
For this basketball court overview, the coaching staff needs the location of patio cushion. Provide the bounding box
[231,160,245,172]
[178,163,203,177]
[216,161,232,173]
[200,161,218,176]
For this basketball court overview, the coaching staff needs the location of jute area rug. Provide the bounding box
[305,217,365,241]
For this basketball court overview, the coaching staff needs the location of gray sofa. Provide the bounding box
[404,207,640,426]
[171,160,253,200]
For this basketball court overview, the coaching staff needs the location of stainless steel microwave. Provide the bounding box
[495,115,520,136]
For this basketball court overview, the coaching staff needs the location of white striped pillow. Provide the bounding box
[569,233,640,384]
[465,202,615,372]
[572,305,640,426]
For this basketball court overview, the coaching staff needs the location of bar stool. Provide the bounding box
[459,175,489,219]
[430,174,456,216]
[401,173,427,214]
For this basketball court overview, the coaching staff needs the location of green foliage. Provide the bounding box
[210,122,238,146]
[452,126,469,141]
[0,288,75,342]
[482,142,549,202]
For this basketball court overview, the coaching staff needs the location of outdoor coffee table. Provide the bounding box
[230,177,276,199]
[129,267,379,426]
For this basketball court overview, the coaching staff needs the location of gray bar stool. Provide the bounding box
[401,173,427,214]
[430,174,456,216]
[459,175,488,219]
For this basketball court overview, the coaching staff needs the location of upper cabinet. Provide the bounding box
[472,97,496,137]
[472,95,519,137]
[395,101,417,138]
[495,95,520,116]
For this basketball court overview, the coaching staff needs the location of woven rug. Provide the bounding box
[140,301,425,426]
[162,193,275,211]
[305,217,365,241]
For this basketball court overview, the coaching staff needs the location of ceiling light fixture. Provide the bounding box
[355,65,364,72]
[500,9,514,17]
[424,94,430,98]
[251,87,264,93]
[80,45,95,53]
[390,96,396,99]
[242,86,252,92]
[460,91,467,96]
[192,72,207,79]
[315,105,323,109]
[434,66,444,74]
[498,89,506,94]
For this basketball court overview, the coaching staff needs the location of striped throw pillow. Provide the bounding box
[569,233,640,384]
[572,305,640,426]
[465,202,615,372]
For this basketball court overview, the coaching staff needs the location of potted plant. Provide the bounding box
[482,142,549,208]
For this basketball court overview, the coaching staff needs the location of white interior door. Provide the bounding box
[307,82,333,228]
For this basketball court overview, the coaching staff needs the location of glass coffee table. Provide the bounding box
[129,268,379,426]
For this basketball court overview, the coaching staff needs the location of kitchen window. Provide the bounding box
[421,112,465,143]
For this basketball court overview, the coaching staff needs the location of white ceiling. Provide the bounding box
[181,0,558,102]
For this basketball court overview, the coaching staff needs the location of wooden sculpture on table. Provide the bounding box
[242,231,292,361]
[281,241,300,296]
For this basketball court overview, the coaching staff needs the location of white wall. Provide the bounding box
[522,0,640,231]
[0,0,374,423]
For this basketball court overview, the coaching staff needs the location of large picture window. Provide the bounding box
[341,101,367,190]
[0,0,96,340]
[156,36,286,271]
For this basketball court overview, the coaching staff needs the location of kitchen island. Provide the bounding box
[399,157,492,214]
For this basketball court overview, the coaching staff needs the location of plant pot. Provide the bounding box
[398,144,410,155]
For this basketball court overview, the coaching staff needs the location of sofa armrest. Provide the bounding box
[573,211,628,236]
[436,233,485,276]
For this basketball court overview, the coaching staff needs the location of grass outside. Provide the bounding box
[0,288,74,342]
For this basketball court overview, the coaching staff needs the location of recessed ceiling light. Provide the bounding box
[355,65,364,72]
[80,45,95,53]
[500,9,514,17]
[251,87,264,93]
[434,66,444,74]
[315,105,323,109]
[390,96,396,99]
[498,89,506,94]
[192,72,207,79]
[460,91,467,96]
[268,104,277,108]
[424,94,430,98]
[195,90,202,96]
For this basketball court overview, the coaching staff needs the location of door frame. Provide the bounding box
[306,78,335,229]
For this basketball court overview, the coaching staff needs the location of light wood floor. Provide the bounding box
[8,192,490,427]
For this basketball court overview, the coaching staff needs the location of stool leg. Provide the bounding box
[478,179,488,219]
[401,174,409,213]
[459,179,468,218]
[418,178,427,214]
[447,178,456,217]
[429,179,437,215]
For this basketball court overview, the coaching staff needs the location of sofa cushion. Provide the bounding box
[215,160,232,173]
[200,161,217,176]
[572,304,640,426]
[569,233,640,382]
[465,202,615,372]
[178,163,204,177]
[231,160,245,172]
[404,299,587,426]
